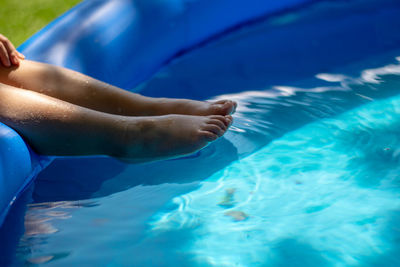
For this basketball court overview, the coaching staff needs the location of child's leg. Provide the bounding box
[0,60,236,117]
[0,83,231,162]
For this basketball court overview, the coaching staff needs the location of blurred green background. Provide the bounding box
[0,0,81,47]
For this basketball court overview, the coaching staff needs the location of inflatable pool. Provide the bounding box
[0,0,314,226]
[2,0,400,266]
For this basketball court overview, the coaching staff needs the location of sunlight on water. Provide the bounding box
[11,55,400,267]
[150,60,400,266]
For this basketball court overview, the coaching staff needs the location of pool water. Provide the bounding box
[152,91,400,266]
[3,0,400,266]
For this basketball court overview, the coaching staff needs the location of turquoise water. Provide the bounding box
[7,0,400,266]
[15,57,400,266]
[153,86,400,266]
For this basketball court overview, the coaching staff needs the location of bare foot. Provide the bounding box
[143,98,237,117]
[114,114,232,163]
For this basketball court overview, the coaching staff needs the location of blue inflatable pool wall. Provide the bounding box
[0,0,314,225]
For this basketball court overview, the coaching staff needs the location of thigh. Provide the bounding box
[0,82,119,156]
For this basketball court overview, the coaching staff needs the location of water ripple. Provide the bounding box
[151,60,400,266]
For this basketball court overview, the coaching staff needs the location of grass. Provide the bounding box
[0,0,82,47]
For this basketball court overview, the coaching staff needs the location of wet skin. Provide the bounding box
[0,60,236,162]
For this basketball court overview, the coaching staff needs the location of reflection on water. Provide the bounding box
[24,201,97,236]
[16,201,96,265]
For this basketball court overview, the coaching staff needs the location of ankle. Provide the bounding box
[108,117,154,158]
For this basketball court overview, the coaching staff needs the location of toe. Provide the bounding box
[209,115,229,127]
[212,100,236,115]
[208,118,227,131]
[225,115,233,127]
[199,130,218,142]
[203,124,225,137]
[232,101,237,113]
